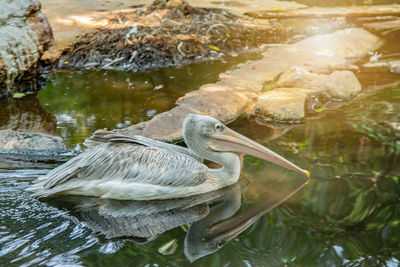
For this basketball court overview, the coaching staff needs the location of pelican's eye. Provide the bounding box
[217,240,226,248]
[214,123,224,132]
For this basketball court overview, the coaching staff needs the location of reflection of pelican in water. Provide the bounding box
[184,178,308,262]
[28,114,308,200]
[49,178,308,262]
[49,184,242,242]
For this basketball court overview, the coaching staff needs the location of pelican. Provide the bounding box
[28,114,309,200]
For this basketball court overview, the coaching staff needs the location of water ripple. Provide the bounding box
[0,179,99,266]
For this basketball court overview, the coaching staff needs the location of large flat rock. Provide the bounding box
[119,28,380,142]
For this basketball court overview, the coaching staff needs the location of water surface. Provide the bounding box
[1,81,400,266]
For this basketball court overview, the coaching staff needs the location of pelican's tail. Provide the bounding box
[26,181,57,198]
[26,154,85,198]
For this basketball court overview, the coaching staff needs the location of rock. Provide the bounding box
[221,28,379,87]
[0,0,53,97]
[119,28,380,142]
[325,71,362,99]
[361,17,400,33]
[277,67,362,99]
[300,56,358,74]
[294,28,380,60]
[258,67,362,121]
[0,130,66,151]
[254,88,314,122]
[119,89,252,142]
[363,60,400,73]
[277,67,320,89]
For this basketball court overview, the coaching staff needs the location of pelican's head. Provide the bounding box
[183,114,309,177]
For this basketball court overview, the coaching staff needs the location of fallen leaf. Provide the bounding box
[263,84,275,90]
[208,45,220,52]
[13,92,26,98]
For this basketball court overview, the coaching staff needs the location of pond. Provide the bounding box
[1,81,400,265]
[1,7,400,267]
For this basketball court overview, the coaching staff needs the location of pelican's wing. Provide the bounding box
[28,140,208,198]
[84,130,203,162]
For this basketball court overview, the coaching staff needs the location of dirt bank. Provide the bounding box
[55,1,284,71]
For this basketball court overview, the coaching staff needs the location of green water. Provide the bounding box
[1,82,400,265]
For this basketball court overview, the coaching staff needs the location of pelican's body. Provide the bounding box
[28,114,309,200]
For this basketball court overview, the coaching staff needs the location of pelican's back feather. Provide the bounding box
[84,130,203,162]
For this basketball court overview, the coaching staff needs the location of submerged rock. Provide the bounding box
[0,130,65,151]
[0,0,53,97]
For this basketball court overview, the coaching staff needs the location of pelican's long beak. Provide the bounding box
[207,128,310,177]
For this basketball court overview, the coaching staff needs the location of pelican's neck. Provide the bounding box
[184,135,241,185]
[206,151,241,185]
